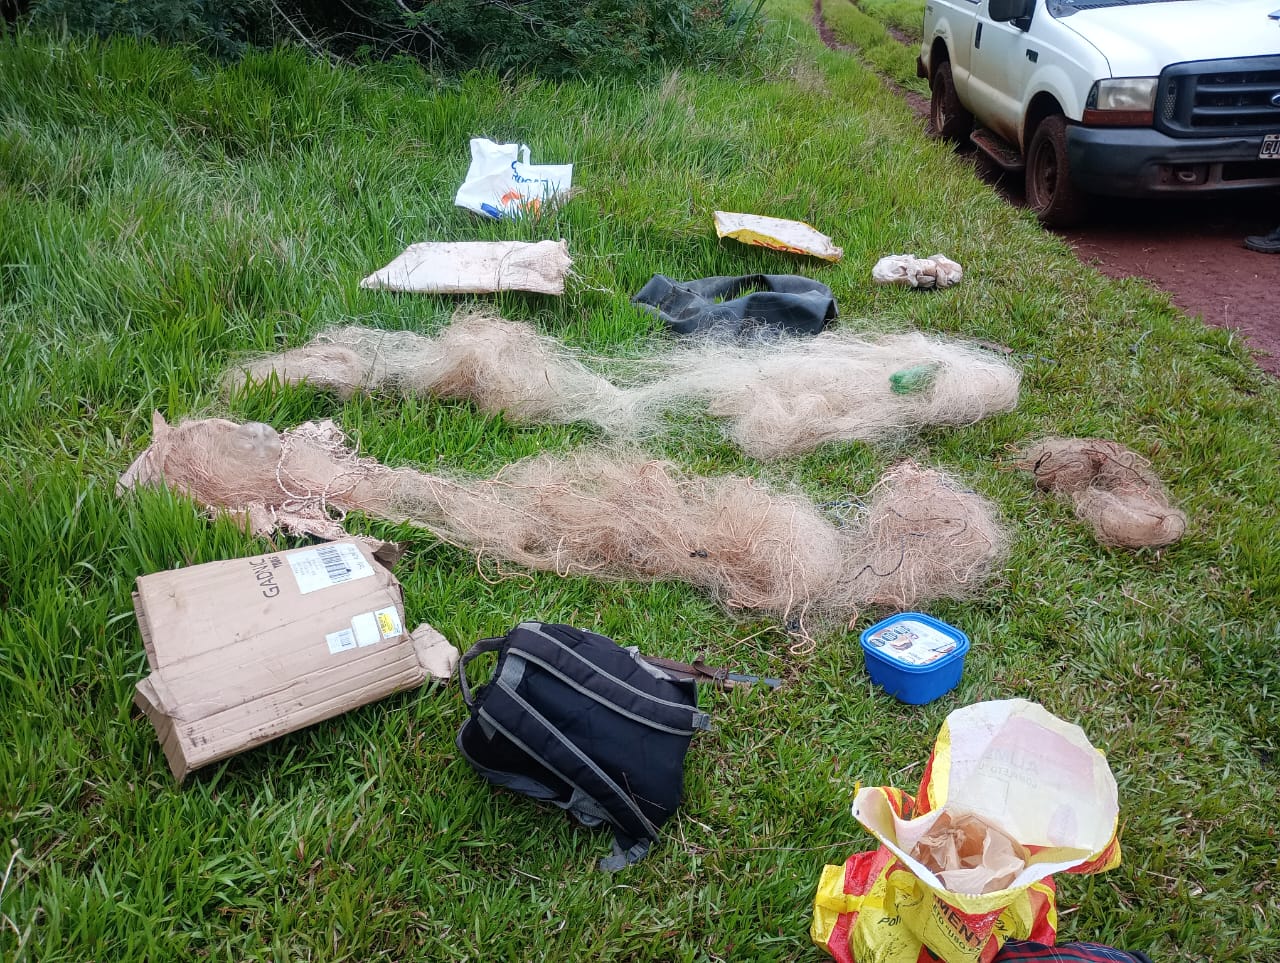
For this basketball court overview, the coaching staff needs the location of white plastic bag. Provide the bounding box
[454,138,573,220]
[813,700,1121,963]
[853,699,1120,895]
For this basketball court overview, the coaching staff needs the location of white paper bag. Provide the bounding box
[454,138,573,220]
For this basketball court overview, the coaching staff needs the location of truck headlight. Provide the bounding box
[1082,78,1157,126]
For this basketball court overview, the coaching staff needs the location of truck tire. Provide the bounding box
[1025,115,1088,227]
[928,62,972,143]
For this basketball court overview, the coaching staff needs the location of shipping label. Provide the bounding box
[287,543,374,595]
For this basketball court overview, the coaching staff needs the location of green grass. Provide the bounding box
[851,0,925,44]
[821,0,927,95]
[2,4,1279,960]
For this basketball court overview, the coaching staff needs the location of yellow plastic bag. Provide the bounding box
[812,700,1121,963]
[713,211,844,262]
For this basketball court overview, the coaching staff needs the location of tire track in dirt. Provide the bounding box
[813,0,929,117]
[816,0,1280,374]
[877,18,916,47]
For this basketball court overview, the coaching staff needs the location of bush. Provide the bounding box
[19,0,766,73]
[23,0,264,56]
[411,0,766,75]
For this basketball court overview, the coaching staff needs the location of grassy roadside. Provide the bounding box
[820,0,926,95]
[2,2,1279,961]
[854,0,926,43]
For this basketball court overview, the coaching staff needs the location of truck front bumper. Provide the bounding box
[1066,125,1280,197]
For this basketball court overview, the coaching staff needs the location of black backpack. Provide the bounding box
[456,622,710,870]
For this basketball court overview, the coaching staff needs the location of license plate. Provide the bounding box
[1261,133,1280,159]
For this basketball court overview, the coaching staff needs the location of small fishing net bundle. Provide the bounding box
[119,414,1009,628]
[228,314,1020,460]
[1017,437,1187,549]
[843,461,1010,609]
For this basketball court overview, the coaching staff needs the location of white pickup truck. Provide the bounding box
[917,0,1280,225]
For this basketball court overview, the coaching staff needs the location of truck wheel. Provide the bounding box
[1025,115,1088,227]
[928,62,972,143]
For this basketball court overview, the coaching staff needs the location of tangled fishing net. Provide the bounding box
[119,414,1009,629]
[228,314,1020,460]
[1016,437,1187,549]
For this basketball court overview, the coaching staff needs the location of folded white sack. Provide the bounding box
[361,239,572,295]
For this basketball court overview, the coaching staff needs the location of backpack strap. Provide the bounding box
[457,635,508,708]
[642,654,732,687]
[642,653,782,690]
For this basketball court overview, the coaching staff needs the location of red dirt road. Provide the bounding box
[1057,199,1277,372]
[982,163,1279,374]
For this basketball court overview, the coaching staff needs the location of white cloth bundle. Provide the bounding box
[872,253,963,288]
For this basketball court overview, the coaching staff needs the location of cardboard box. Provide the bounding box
[133,540,453,781]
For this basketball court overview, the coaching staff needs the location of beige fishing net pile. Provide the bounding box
[1017,437,1187,549]
[228,314,1021,460]
[120,414,1009,629]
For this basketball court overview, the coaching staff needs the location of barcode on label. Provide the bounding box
[316,544,354,582]
[326,628,358,655]
[287,543,375,595]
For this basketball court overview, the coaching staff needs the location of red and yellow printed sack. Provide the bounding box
[812,700,1121,963]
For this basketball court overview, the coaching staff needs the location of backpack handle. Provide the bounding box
[457,635,508,707]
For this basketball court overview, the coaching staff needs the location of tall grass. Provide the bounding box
[20,0,770,75]
[2,3,1278,959]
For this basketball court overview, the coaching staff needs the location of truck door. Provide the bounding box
[939,0,981,87]
[965,0,1037,144]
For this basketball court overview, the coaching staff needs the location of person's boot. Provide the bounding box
[1244,227,1280,253]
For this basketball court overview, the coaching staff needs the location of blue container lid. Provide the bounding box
[859,613,969,673]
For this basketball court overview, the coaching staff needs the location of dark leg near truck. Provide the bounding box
[1244,225,1280,254]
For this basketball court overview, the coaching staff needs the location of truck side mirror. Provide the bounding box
[988,0,1033,22]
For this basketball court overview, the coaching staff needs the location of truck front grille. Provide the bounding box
[1156,56,1280,137]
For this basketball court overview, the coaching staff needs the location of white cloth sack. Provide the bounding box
[360,240,572,295]
[454,138,573,219]
[872,253,963,288]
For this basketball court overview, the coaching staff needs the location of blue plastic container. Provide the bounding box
[859,613,969,705]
